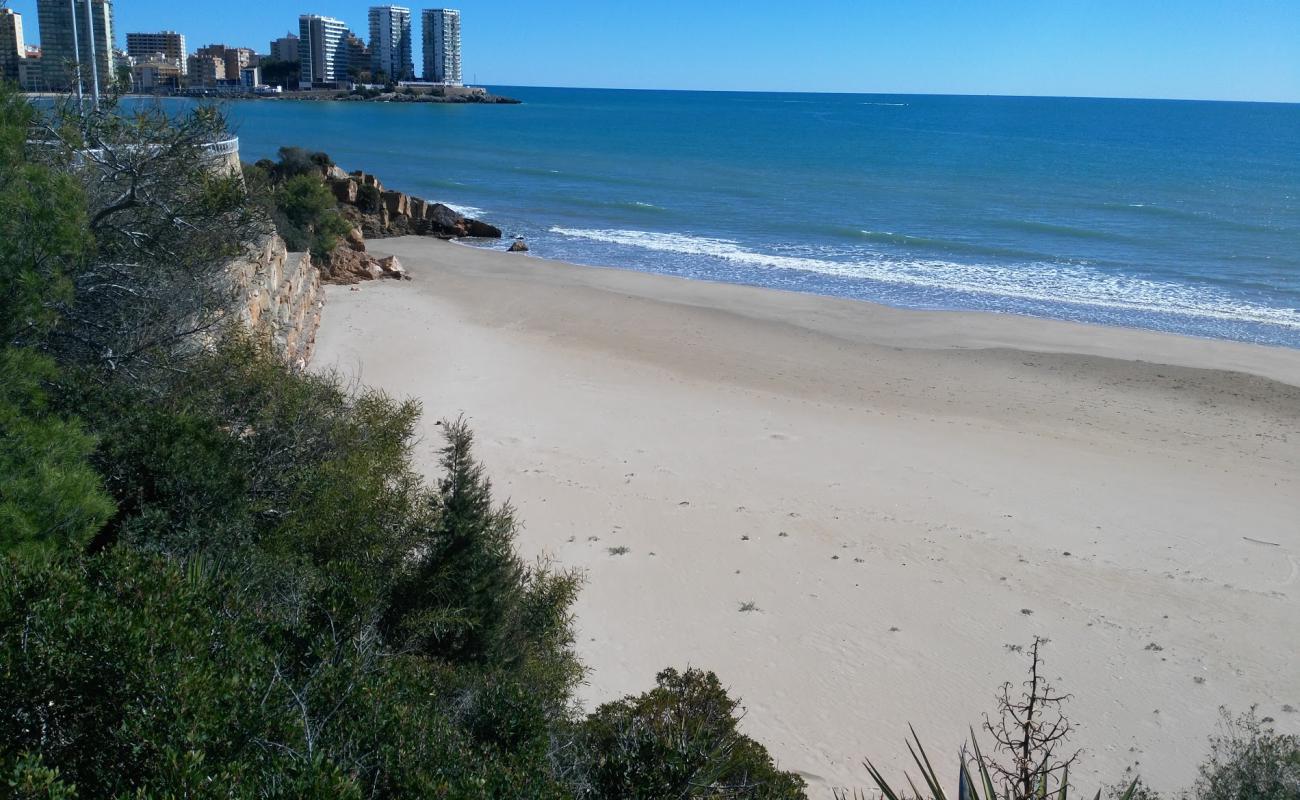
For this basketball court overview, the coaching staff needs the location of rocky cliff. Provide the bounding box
[327,168,503,240]
[228,234,324,368]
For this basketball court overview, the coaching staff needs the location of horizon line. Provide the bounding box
[476,83,1300,106]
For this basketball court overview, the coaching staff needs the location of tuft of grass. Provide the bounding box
[738,601,759,613]
[607,546,630,556]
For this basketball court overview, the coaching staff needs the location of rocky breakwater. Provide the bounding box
[326,168,502,241]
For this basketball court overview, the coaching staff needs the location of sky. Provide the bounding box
[7,0,1300,102]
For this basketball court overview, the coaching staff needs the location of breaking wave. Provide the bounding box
[548,227,1300,330]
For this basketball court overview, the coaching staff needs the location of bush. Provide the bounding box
[572,668,807,799]
[274,173,353,258]
[0,348,113,557]
[357,182,383,213]
[0,548,574,797]
[382,418,583,713]
[1193,709,1300,800]
[273,145,333,180]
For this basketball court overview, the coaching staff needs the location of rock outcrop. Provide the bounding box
[318,244,409,285]
[229,234,324,368]
[508,238,529,252]
[329,170,502,240]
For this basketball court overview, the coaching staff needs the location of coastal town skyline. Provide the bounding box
[3,0,1299,102]
[0,0,468,94]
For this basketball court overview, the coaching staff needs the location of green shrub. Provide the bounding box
[1193,709,1300,800]
[274,174,353,258]
[0,348,114,557]
[1,753,77,800]
[273,145,333,180]
[382,418,583,712]
[572,668,807,799]
[357,182,383,213]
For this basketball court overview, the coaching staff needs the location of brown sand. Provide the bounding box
[314,237,1300,797]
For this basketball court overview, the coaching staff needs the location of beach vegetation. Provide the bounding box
[245,148,353,259]
[1189,708,1300,800]
[569,668,807,799]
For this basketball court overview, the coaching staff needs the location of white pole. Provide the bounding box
[84,0,100,106]
[69,0,83,103]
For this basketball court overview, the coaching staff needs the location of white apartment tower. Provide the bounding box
[421,8,461,85]
[368,6,412,81]
[298,14,349,89]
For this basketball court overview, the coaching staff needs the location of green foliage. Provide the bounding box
[0,549,572,798]
[357,182,383,213]
[82,336,424,611]
[0,348,114,557]
[244,149,353,259]
[2,753,78,800]
[573,668,807,799]
[859,727,1137,800]
[382,418,583,711]
[274,145,334,180]
[0,84,90,347]
[1192,709,1300,800]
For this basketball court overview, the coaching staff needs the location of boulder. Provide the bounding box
[320,246,379,285]
[330,177,358,204]
[376,255,409,280]
[344,225,366,252]
[508,238,529,252]
[464,218,503,238]
[381,190,410,218]
[426,203,467,237]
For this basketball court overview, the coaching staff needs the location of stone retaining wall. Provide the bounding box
[228,234,323,368]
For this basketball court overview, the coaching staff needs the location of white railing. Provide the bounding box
[27,136,240,162]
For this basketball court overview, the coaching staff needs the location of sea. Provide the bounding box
[217,87,1300,347]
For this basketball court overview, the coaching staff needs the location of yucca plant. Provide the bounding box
[842,725,1138,800]
[842,639,1140,800]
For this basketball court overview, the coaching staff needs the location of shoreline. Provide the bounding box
[315,236,1300,797]
[441,239,1300,387]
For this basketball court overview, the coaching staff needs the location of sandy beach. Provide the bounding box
[313,237,1300,797]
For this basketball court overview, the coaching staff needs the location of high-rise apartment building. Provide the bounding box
[126,31,186,75]
[269,32,299,63]
[421,8,460,85]
[36,0,115,95]
[0,8,24,85]
[368,6,412,81]
[298,14,349,89]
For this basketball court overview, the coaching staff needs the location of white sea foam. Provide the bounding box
[548,227,1300,330]
[444,204,486,217]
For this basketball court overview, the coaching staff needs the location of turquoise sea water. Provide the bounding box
[220,88,1300,346]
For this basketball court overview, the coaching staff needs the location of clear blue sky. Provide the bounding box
[8,0,1300,101]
